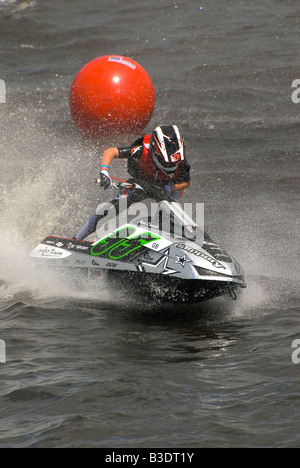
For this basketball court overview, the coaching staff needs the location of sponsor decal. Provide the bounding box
[106,262,118,268]
[108,56,136,70]
[141,248,179,276]
[175,255,188,268]
[36,246,65,258]
[75,244,90,251]
[170,152,181,163]
[176,244,226,269]
[143,252,154,261]
[89,269,103,280]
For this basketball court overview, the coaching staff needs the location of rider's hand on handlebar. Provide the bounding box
[100,170,113,190]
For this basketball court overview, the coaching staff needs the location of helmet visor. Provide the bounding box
[152,148,179,174]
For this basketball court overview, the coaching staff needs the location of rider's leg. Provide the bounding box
[74,200,117,240]
[74,213,98,240]
[74,189,145,241]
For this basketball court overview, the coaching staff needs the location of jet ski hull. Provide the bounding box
[106,270,242,303]
[29,233,246,304]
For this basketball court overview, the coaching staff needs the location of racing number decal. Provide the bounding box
[91,226,161,261]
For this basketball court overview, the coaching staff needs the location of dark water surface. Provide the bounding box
[0,0,299,448]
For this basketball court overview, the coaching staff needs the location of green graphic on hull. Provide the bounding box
[91,226,161,261]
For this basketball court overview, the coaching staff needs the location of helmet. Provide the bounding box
[150,124,185,177]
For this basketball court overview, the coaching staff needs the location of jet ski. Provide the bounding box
[29,180,246,303]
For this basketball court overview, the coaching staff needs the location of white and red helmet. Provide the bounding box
[150,125,185,177]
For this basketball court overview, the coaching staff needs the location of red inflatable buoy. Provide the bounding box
[70,55,156,138]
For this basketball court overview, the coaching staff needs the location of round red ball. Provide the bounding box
[70,55,156,138]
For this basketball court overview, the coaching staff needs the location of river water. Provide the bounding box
[0,0,299,448]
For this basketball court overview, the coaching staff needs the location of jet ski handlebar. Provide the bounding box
[94,177,174,203]
[94,179,144,191]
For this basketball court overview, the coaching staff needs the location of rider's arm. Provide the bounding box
[171,181,190,192]
[100,142,139,169]
[171,159,191,192]
[99,144,139,190]
[100,147,120,170]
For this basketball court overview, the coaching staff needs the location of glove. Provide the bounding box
[100,170,113,190]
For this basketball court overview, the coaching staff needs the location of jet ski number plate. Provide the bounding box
[91,225,170,261]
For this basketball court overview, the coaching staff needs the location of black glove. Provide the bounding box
[100,170,113,190]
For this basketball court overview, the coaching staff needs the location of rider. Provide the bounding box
[74,124,191,240]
